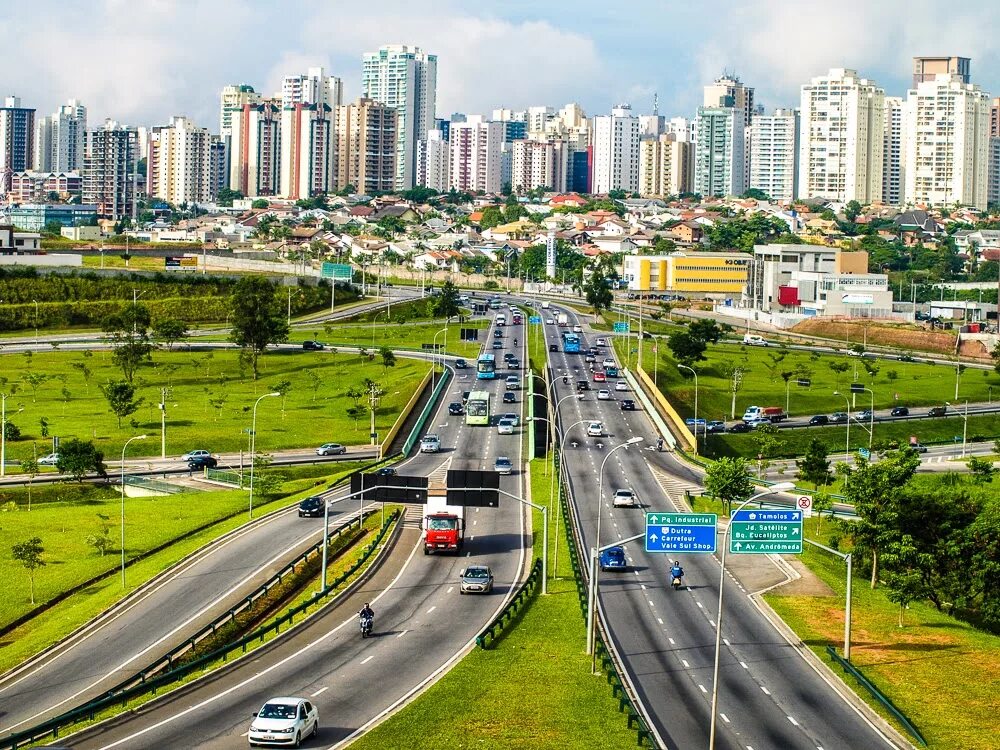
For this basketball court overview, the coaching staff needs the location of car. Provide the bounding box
[180,449,211,462]
[492,340,503,349]
[459,564,495,593]
[593,371,607,382]
[546,318,555,325]
[728,422,752,433]
[502,391,516,404]
[494,457,513,475]
[455,358,468,369]
[576,380,590,391]
[508,358,521,369]
[37,452,60,466]
[602,358,616,369]
[584,353,597,363]
[573,325,582,333]
[855,410,874,421]
[188,454,218,470]
[497,418,516,435]
[597,389,612,401]
[587,421,604,437]
[248,696,319,748]
[448,402,464,416]
[549,343,558,352]
[374,466,397,476]
[315,443,346,456]
[615,381,629,392]
[596,338,607,347]
[707,420,726,433]
[748,417,772,428]
[500,412,520,426]
[419,434,441,453]
[504,352,515,361]
[829,412,849,424]
[505,375,520,390]
[613,488,637,507]
[808,415,830,426]
[620,399,636,411]
[890,406,909,417]
[908,443,929,453]
[928,406,948,417]
[302,340,324,351]
[493,329,503,338]
[297,495,325,518]
[599,545,628,571]
[587,347,599,356]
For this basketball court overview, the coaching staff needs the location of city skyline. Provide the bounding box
[4,0,1000,129]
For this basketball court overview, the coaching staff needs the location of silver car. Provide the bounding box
[459,565,494,594]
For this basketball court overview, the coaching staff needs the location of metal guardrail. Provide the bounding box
[121,475,190,495]
[204,467,243,487]
[2,510,401,750]
[402,368,451,455]
[825,645,928,747]
[475,558,542,648]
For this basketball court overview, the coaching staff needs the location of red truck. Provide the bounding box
[422,496,466,555]
[762,406,787,422]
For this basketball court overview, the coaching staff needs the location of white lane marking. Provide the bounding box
[360,655,374,665]
[446,587,454,594]
[709,620,716,627]
[426,606,436,614]
[698,684,708,694]
[696,601,704,609]
[668,637,675,645]
[788,716,800,726]
[748,746,755,750]
[681,659,690,668]
[311,686,328,697]
[648,600,655,607]
[640,584,647,590]
[633,570,640,576]
[396,630,409,639]
[761,686,771,695]
[740,661,749,669]
[657,618,664,625]
[723,638,730,646]
[720,713,730,724]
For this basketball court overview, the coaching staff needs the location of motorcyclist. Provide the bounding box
[359,603,374,622]
[513,338,518,346]
[670,561,684,587]
[656,437,664,452]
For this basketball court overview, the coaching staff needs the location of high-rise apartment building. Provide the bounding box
[990,97,999,138]
[704,73,755,126]
[798,68,885,203]
[988,137,1000,208]
[147,116,217,205]
[362,45,437,191]
[0,96,36,192]
[449,117,503,194]
[279,104,335,200]
[694,107,746,197]
[511,138,569,193]
[912,56,971,88]
[281,68,342,110]
[667,117,695,142]
[415,129,450,191]
[638,134,691,198]
[219,84,261,137]
[83,119,137,220]
[228,102,281,197]
[34,99,86,173]
[882,97,904,205]
[334,98,397,194]
[593,104,640,194]
[903,74,990,210]
[749,108,799,202]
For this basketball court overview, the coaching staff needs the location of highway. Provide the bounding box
[543,302,899,750]
[31,310,532,748]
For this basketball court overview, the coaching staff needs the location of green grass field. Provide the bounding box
[0,347,427,464]
[293,319,488,359]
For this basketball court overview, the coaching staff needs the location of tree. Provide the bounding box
[2,420,20,441]
[71,361,93,391]
[251,198,269,209]
[667,330,707,368]
[346,405,366,429]
[750,423,783,476]
[432,280,461,321]
[56,438,107,482]
[844,200,863,223]
[703,457,754,516]
[741,188,770,201]
[100,379,143,428]
[228,276,289,380]
[85,514,115,557]
[305,370,322,402]
[12,537,45,604]
[216,187,243,207]
[153,318,189,350]
[20,452,38,510]
[812,490,834,532]
[271,378,292,415]
[379,346,397,373]
[828,360,850,389]
[797,438,833,487]
[102,304,154,384]
[22,372,47,402]
[584,269,613,313]
[967,456,996,484]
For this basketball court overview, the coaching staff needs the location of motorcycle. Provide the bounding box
[360,613,374,637]
[671,576,682,590]
[562,376,569,385]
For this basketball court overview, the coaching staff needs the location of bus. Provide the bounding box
[562,332,581,353]
[466,391,491,425]
[476,353,497,379]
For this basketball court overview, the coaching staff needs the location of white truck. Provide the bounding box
[422,495,466,555]
[557,313,569,327]
[541,300,550,309]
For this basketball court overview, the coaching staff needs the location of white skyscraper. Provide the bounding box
[882,96,904,205]
[449,116,503,194]
[694,107,746,197]
[281,67,342,110]
[147,116,216,204]
[593,104,640,194]
[798,68,885,203]
[362,45,438,191]
[219,84,262,138]
[34,99,87,172]
[903,74,991,210]
[750,108,799,202]
[415,129,451,191]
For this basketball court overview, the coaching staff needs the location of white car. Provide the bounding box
[248,696,319,747]
[587,421,604,437]
[614,381,629,392]
[500,412,520,426]
[497,418,516,435]
[613,488,637,508]
[573,325,583,333]
[546,318,555,325]
[37,452,60,466]
[597,389,612,401]
[602,358,616,369]
[596,338,607,347]
[315,443,346,456]
[180,449,211,462]
[420,434,441,453]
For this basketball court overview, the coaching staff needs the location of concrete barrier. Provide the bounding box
[380,367,432,457]
[633,366,696,452]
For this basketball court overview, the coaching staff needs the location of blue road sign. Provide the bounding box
[645,512,717,553]
[529,316,542,324]
[730,509,803,554]
[613,321,630,334]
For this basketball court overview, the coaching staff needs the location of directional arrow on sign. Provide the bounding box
[649,533,659,543]
[792,528,800,536]
[733,542,743,550]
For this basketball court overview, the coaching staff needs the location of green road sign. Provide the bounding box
[729,509,802,554]
[322,262,353,281]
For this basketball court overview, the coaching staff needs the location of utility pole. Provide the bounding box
[159,388,168,459]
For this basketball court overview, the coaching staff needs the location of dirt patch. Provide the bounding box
[770,556,836,597]
[791,319,956,355]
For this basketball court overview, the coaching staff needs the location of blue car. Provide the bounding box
[599,546,627,572]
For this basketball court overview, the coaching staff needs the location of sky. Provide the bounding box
[3,0,998,129]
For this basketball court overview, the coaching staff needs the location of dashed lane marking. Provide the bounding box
[396,630,408,639]
[720,713,730,724]
[311,687,328,697]
[360,655,374,665]
[788,716,800,726]
[426,606,436,614]
[761,686,771,695]
[698,684,708,694]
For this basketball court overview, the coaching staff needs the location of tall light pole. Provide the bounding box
[833,391,851,462]
[709,481,795,749]
[431,326,448,391]
[32,299,38,347]
[248,392,280,520]
[371,309,389,350]
[549,416,591,580]
[946,400,969,457]
[860,386,875,450]
[588,436,644,663]
[677,364,698,450]
[120,433,148,587]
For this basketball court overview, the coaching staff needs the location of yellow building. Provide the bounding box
[622,251,749,295]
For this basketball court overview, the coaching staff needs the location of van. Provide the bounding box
[743,334,768,347]
[927,405,947,417]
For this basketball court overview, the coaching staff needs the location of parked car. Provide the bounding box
[419,434,441,453]
[497,418,516,435]
[188,454,218,470]
[829,412,849,424]
[298,495,325,518]
[615,381,629,392]
[706,420,726,433]
[494,456,513,475]
[37,452,60,466]
[597,389,612,401]
[502,391,516,404]
[448,402,464,416]
[180,449,211,462]
[315,443,346,456]
[302,340,324,351]
[248,697,319,748]
[455,358,468,369]
[587,421,604,437]
[728,422,752,433]
[612,488,637,508]
[459,565,495,594]
[620,399,636,411]
[808,415,830,426]
[599,545,628,572]
[890,406,909,417]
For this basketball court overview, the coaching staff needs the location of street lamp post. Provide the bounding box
[708,481,795,749]
[861,386,875,450]
[833,391,851,462]
[371,309,389,350]
[549,416,591,580]
[946,400,969,457]
[248,392,281,520]
[587,436,644,663]
[32,299,39,347]
[120,433,148,587]
[678,365,698,451]
[431,327,448,391]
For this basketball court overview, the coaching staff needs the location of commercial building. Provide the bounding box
[593,104,640,194]
[8,203,98,231]
[227,102,281,197]
[798,68,884,203]
[9,171,82,203]
[415,129,450,191]
[902,74,991,210]
[448,117,503,194]
[279,103,335,199]
[334,97,397,194]
[0,96,36,192]
[147,116,217,205]
[912,56,971,88]
[749,108,799,202]
[882,97,904,205]
[621,251,749,296]
[83,120,137,220]
[511,138,568,193]
[362,45,437,191]
[34,99,86,173]
[694,107,746,197]
[638,133,691,198]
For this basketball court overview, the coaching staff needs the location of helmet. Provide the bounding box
[673,561,679,566]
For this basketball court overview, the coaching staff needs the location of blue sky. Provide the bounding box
[3,0,997,129]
